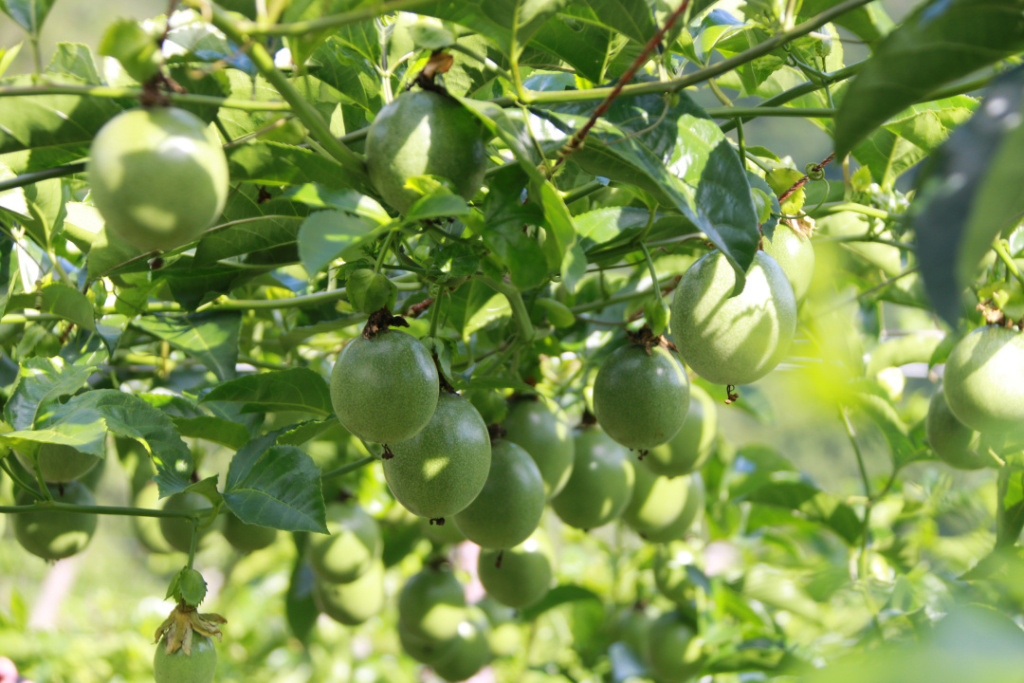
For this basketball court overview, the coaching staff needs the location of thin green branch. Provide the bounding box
[706,106,835,119]
[475,275,535,341]
[0,502,203,518]
[232,0,434,36]
[0,83,291,111]
[0,162,85,193]
[322,455,378,481]
[993,239,1024,291]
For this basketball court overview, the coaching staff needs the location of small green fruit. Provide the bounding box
[672,251,797,386]
[550,428,635,530]
[398,567,467,642]
[643,384,717,478]
[610,606,652,661]
[646,612,705,682]
[313,561,385,625]
[430,608,492,683]
[763,222,815,303]
[308,503,382,583]
[16,443,101,483]
[654,541,697,604]
[159,492,214,554]
[153,634,217,683]
[641,473,704,544]
[384,393,491,520]
[365,90,488,214]
[502,398,575,498]
[943,326,1024,436]
[399,619,458,664]
[592,342,691,451]
[14,481,98,560]
[622,465,694,538]
[222,512,278,553]
[453,440,545,549]
[926,387,988,470]
[330,330,439,444]
[477,530,554,609]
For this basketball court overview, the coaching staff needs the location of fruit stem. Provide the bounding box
[992,239,1024,291]
[374,231,398,275]
[640,244,662,305]
[322,455,378,481]
[0,459,44,501]
[187,518,200,570]
[475,275,535,341]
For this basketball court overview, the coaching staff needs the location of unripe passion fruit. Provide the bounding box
[87,107,229,252]
[592,342,691,451]
[646,612,705,682]
[654,541,698,604]
[643,384,717,478]
[452,440,545,549]
[330,330,439,444]
[159,491,214,554]
[641,473,704,544]
[308,502,382,582]
[671,251,797,386]
[153,634,217,683]
[762,223,815,303]
[399,619,458,664]
[365,89,488,214]
[430,607,492,683]
[925,387,988,470]
[313,561,385,625]
[384,393,491,520]
[942,326,1024,437]
[14,481,98,560]
[398,566,468,642]
[501,398,575,498]
[550,428,635,530]
[16,443,101,483]
[222,512,278,553]
[477,530,554,609]
[622,465,694,538]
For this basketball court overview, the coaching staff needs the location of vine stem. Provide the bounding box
[187,518,200,570]
[640,244,663,306]
[0,459,43,500]
[840,406,874,582]
[322,455,378,481]
[546,0,692,178]
[474,275,535,341]
[0,502,202,518]
[993,239,1024,291]
[0,84,291,111]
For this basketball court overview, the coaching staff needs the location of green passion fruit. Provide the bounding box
[153,633,217,683]
[398,566,468,642]
[87,107,229,252]
[421,515,467,545]
[622,465,695,539]
[592,342,691,452]
[762,223,815,303]
[642,384,717,478]
[942,326,1024,437]
[330,329,439,444]
[313,561,385,625]
[14,481,98,560]
[430,608,492,683]
[452,440,545,549]
[16,443,101,483]
[654,541,698,604]
[550,427,635,530]
[501,398,576,499]
[646,611,705,682]
[159,491,214,554]
[477,530,554,609]
[925,387,988,470]
[641,473,705,544]
[222,512,278,553]
[365,89,488,214]
[308,502,382,583]
[671,251,797,386]
[384,393,491,520]
[399,619,458,665]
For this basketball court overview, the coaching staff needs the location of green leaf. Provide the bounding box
[346,269,397,314]
[48,43,102,84]
[529,16,615,83]
[560,0,657,46]
[0,171,66,249]
[912,68,1024,327]
[39,283,95,331]
[834,0,1024,158]
[202,368,334,418]
[798,0,893,43]
[286,552,319,644]
[168,568,208,607]
[0,236,14,317]
[98,18,162,84]
[297,210,378,276]
[222,432,328,533]
[172,416,251,451]
[0,42,22,77]
[133,311,242,382]
[0,0,58,35]
[997,467,1024,547]
[418,0,569,58]
[846,382,921,469]
[3,356,95,431]
[744,475,862,545]
[227,142,366,192]
[519,584,603,621]
[406,193,471,221]
[1,389,194,495]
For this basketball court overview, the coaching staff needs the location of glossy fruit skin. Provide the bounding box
[643,384,717,478]
[308,503,382,582]
[430,608,492,683]
[551,428,635,530]
[153,634,217,683]
[398,567,467,642]
[593,343,691,451]
[87,107,229,252]
[14,481,97,560]
[502,398,575,498]
[16,443,101,483]
[654,541,697,604]
[330,330,439,444]
[671,251,797,386]
[159,492,214,554]
[642,473,704,544]
[645,612,705,682]
[365,90,487,214]
[762,223,815,303]
[611,606,652,660]
[943,326,1024,436]
[222,512,278,553]
[398,619,458,664]
[384,393,491,520]
[478,530,554,609]
[453,440,545,549]
[421,515,467,545]
[313,561,385,625]
[926,387,988,470]
[622,465,693,538]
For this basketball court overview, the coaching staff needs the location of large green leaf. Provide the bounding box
[528,17,616,83]
[744,476,862,545]
[997,466,1024,547]
[201,368,334,418]
[194,200,306,266]
[0,0,58,35]
[912,68,1024,327]
[834,0,1024,158]
[227,142,367,192]
[3,356,95,431]
[297,210,379,276]
[418,0,570,57]
[798,0,893,44]
[132,311,242,382]
[222,432,329,533]
[39,283,95,331]
[560,0,657,46]
[172,416,251,451]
